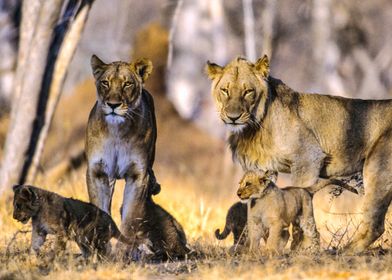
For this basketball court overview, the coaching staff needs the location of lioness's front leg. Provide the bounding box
[86,163,114,214]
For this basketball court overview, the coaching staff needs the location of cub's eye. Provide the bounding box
[245,182,251,187]
[123,81,133,88]
[220,88,229,98]
[244,89,255,97]
[100,80,109,87]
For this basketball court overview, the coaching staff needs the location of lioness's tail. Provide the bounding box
[215,225,231,240]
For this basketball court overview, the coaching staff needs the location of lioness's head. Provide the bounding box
[237,170,276,202]
[206,55,270,133]
[12,185,40,224]
[90,55,153,124]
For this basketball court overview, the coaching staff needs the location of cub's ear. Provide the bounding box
[133,58,153,83]
[12,184,22,192]
[254,54,269,78]
[90,54,107,79]
[19,186,37,201]
[259,177,270,186]
[205,61,224,80]
[264,169,278,183]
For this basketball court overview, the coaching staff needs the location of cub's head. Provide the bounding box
[90,55,153,124]
[205,55,270,133]
[237,170,277,202]
[12,185,40,224]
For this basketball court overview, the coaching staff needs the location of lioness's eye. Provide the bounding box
[100,80,109,87]
[244,89,255,97]
[220,88,229,97]
[245,182,251,187]
[123,81,133,88]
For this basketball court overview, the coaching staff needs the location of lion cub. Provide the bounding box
[237,171,320,254]
[215,202,247,250]
[120,188,190,261]
[12,184,139,259]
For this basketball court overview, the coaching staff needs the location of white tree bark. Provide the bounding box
[312,0,346,95]
[260,0,276,58]
[242,0,256,61]
[27,2,94,182]
[0,0,94,195]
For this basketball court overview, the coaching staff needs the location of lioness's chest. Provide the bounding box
[92,137,143,179]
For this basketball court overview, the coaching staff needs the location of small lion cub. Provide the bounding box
[215,202,247,251]
[237,171,320,255]
[12,184,138,259]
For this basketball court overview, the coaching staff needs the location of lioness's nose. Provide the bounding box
[237,190,242,197]
[107,102,121,109]
[228,114,241,122]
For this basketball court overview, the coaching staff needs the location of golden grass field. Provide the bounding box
[1,85,392,279]
[1,25,392,279]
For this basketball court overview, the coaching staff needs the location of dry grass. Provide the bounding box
[2,166,392,279]
[2,23,392,279]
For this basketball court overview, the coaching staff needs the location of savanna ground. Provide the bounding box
[1,25,392,279]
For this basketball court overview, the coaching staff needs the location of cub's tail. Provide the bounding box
[215,225,231,240]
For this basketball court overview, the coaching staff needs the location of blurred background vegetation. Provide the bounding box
[0,1,392,278]
[0,0,391,227]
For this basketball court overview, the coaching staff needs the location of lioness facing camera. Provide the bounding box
[206,55,392,253]
[86,55,159,242]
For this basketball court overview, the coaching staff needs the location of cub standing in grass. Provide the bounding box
[86,55,160,250]
[215,202,247,251]
[12,184,142,259]
[237,171,320,254]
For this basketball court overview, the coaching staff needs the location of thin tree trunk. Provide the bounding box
[0,0,94,195]
[242,0,256,61]
[261,0,276,58]
[27,1,94,182]
[312,0,345,95]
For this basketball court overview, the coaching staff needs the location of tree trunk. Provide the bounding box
[312,0,346,95]
[0,0,94,196]
[27,1,94,182]
[242,0,256,61]
[260,0,276,58]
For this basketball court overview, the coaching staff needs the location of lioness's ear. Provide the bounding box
[254,54,269,78]
[133,58,153,83]
[205,61,224,80]
[90,54,107,79]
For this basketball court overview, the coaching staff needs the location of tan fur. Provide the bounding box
[206,55,392,253]
[86,55,159,240]
[12,184,139,259]
[237,171,320,254]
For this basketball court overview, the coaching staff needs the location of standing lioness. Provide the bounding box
[206,55,392,253]
[86,55,158,238]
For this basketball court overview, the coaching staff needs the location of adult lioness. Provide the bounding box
[86,55,159,237]
[206,55,392,253]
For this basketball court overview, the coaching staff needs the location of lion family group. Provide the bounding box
[12,53,392,262]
